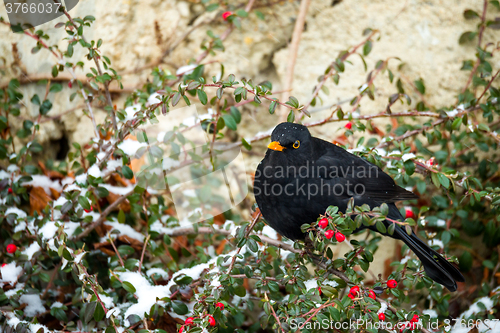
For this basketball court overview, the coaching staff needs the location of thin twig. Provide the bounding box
[280,0,312,121]
[108,234,125,267]
[72,189,134,240]
[138,234,150,274]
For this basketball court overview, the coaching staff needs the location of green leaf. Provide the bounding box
[83,302,97,324]
[118,210,125,224]
[52,65,59,77]
[459,31,477,44]
[49,83,63,93]
[31,94,40,105]
[375,221,387,233]
[118,245,135,256]
[363,40,372,56]
[78,196,91,210]
[197,89,208,105]
[230,106,241,123]
[222,114,237,130]
[269,100,277,114]
[40,100,52,115]
[287,110,295,123]
[172,301,189,315]
[241,138,252,150]
[122,165,133,179]
[94,302,105,322]
[96,186,109,198]
[414,78,425,95]
[235,9,248,17]
[463,9,480,19]
[122,281,136,293]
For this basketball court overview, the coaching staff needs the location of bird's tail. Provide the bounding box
[394,226,465,292]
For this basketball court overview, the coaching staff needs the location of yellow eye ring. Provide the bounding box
[293,140,300,149]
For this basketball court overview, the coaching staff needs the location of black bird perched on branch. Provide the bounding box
[254,122,464,292]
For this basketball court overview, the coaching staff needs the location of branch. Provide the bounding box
[72,189,134,240]
[280,0,312,121]
[298,30,378,118]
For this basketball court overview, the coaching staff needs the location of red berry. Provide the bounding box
[335,232,346,242]
[318,286,321,294]
[84,207,93,213]
[1,263,6,267]
[178,326,184,333]
[6,244,16,254]
[215,302,224,310]
[185,317,194,325]
[208,315,216,326]
[410,314,419,323]
[349,286,359,295]
[68,81,73,88]
[318,218,329,229]
[405,209,415,219]
[222,11,233,21]
[325,230,334,239]
[347,292,355,300]
[387,279,397,288]
[345,122,353,130]
[378,313,385,321]
[8,188,12,194]
[368,290,376,299]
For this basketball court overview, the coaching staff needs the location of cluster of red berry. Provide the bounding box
[318,218,346,242]
[179,302,224,332]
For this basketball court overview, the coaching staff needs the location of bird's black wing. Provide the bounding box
[311,138,418,204]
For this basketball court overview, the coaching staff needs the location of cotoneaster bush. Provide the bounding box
[1,1,500,333]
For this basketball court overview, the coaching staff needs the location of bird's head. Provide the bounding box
[267,123,312,163]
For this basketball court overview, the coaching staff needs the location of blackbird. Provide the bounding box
[254,122,464,291]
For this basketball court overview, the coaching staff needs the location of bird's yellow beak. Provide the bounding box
[268,141,285,151]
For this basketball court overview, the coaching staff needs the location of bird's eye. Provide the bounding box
[293,140,300,149]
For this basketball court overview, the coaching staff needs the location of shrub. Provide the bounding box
[1,1,500,333]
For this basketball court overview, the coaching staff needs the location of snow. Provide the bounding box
[124,104,141,122]
[5,207,27,218]
[436,219,446,227]
[74,252,86,264]
[377,302,387,314]
[101,184,134,195]
[428,239,444,248]
[304,279,319,290]
[118,139,148,156]
[87,164,102,178]
[148,93,162,105]
[0,262,23,286]
[402,153,416,161]
[99,294,114,309]
[19,294,45,317]
[64,222,80,237]
[51,301,63,308]
[162,157,181,170]
[176,64,197,75]
[119,272,171,326]
[423,309,438,318]
[38,221,59,240]
[460,296,494,319]
[23,242,41,260]
[104,221,145,242]
[146,268,169,279]
[5,283,25,297]
[261,225,278,240]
